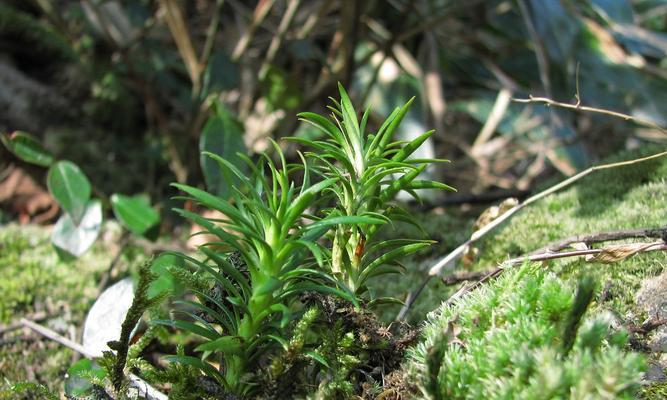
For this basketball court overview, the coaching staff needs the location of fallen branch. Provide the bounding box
[396,149,667,321]
[629,317,667,335]
[441,270,489,285]
[513,95,667,135]
[531,226,667,254]
[19,318,167,400]
[506,241,666,266]
[437,242,666,313]
[0,311,49,336]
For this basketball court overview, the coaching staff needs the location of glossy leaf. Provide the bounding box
[51,200,102,257]
[47,161,91,224]
[0,131,54,166]
[64,359,106,397]
[110,193,160,237]
[199,106,247,199]
[148,253,183,299]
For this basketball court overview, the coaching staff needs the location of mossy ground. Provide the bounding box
[473,145,667,319]
[0,223,143,397]
[1,145,665,398]
[374,145,667,324]
[386,144,667,398]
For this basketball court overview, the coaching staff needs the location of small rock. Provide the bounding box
[636,271,667,353]
[645,362,666,383]
[636,271,667,319]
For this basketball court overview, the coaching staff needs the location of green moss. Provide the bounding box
[401,145,667,398]
[474,145,667,318]
[0,223,141,395]
[641,381,667,399]
[407,264,646,399]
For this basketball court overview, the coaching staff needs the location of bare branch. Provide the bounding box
[513,95,667,134]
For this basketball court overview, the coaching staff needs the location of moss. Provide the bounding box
[0,223,142,395]
[641,381,667,399]
[407,264,646,399]
[400,145,667,398]
[473,145,667,319]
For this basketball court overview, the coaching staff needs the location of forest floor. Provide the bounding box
[1,145,666,398]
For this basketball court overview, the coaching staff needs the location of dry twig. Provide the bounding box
[513,95,667,134]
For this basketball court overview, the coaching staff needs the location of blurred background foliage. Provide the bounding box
[1,0,666,221]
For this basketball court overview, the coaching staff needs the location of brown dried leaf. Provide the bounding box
[0,166,58,224]
[589,242,659,264]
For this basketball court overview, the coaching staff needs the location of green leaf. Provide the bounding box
[148,253,183,298]
[367,297,405,309]
[47,161,91,224]
[1,131,54,166]
[199,106,247,199]
[305,351,330,368]
[64,359,106,397]
[304,215,386,232]
[152,319,219,341]
[51,200,102,257]
[359,242,432,285]
[255,277,282,296]
[196,336,243,355]
[261,66,302,110]
[110,193,160,237]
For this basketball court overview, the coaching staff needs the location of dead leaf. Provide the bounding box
[589,242,661,264]
[0,165,58,224]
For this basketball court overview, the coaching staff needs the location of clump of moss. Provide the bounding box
[407,264,645,399]
[0,223,140,394]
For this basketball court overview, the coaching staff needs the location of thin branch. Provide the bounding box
[505,241,665,266]
[531,226,667,254]
[231,0,275,62]
[20,318,167,400]
[159,0,201,89]
[259,0,301,80]
[513,95,667,134]
[438,242,667,312]
[199,0,225,71]
[471,88,513,154]
[0,311,49,336]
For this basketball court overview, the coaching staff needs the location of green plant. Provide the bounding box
[291,84,454,300]
[160,86,450,396]
[407,264,645,399]
[1,131,161,258]
[159,142,382,396]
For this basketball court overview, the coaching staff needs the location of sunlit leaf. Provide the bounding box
[110,193,160,237]
[1,131,54,167]
[47,161,91,224]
